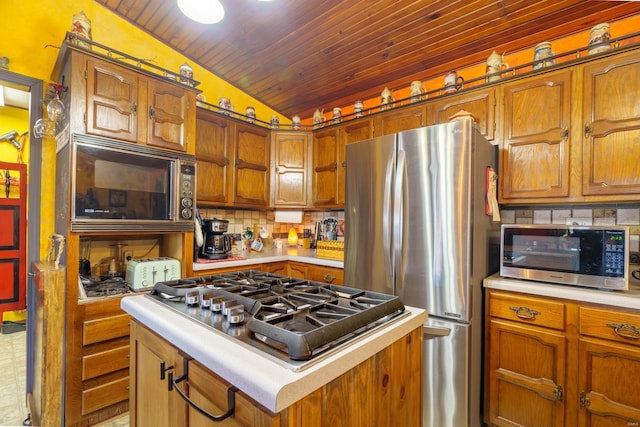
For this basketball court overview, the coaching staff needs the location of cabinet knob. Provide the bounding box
[560,127,569,141]
[131,102,137,116]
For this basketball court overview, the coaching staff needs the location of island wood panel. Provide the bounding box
[130,321,423,427]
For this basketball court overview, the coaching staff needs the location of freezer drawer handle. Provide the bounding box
[606,322,640,339]
[165,358,238,422]
[509,306,540,320]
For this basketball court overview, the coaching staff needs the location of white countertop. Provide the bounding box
[121,295,426,413]
[484,273,640,310]
[193,247,344,272]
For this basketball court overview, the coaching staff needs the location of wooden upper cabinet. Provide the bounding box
[499,69,572,202]
[195,109,234,206]
[338,118,373,206]
[271,131,311,207]
[85,57,139,143]
[233,122,270,207]
[146,79,194,152]
[429,87,496,141]
[581,49,640,197]
[312,128,339,208]
[83,54,195,153]
[373,104,426,136]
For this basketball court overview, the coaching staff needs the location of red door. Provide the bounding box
[0,162,27,320]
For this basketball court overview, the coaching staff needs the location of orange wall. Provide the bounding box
[322,14,640,122]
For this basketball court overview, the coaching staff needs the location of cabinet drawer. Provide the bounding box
[81,376,129,415]
[82,345,130,380]
[488,292,565,330]
[83,314,130,346]
[580,306,640,346]
[307,265,343,285]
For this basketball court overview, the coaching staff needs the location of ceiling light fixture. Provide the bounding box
[177,0,225,24]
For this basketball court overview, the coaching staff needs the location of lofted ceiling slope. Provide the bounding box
[96,0,640,119]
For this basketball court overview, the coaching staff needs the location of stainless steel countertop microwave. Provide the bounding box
[500,224,629,291]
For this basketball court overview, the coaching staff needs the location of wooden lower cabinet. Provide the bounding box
[130,320,422,427]
[485,289,640,427]
[194,261,343,285]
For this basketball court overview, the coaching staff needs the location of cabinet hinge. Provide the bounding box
[84,68,87,80]
[553,384,563,401]
[579,391,590,408]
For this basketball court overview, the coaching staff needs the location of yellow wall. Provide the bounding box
[0,106,29,165]
[0,0,283,258]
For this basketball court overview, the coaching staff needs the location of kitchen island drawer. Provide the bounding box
[81,376,129,415]
[580,306,640,346]
[83,314,130,346]
[488,291,566,330]
[82,345,130,380]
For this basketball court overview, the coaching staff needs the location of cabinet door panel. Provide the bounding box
[147,79,191,152]
[578,338,640,425]
[85,58,139,142]
[488,319,565,427]
[339,119,373,206]
[272,132,309,207]
[373,104,426,136]
[500,70,572,201]
[312,129,339,207]
[582,51,640,196]
[430,87,496,140]
[195,111,233,205]
[234,124,270,206]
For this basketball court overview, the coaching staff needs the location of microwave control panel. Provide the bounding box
[179,163,196,220]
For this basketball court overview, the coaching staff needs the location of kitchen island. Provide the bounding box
[121,288,427,426]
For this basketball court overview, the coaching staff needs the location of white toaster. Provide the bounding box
[126,257,181,291]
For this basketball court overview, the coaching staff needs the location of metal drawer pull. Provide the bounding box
[323,274,336,283]
[606,322,640,339]
[509,306,540,319]
[166,359,237,422]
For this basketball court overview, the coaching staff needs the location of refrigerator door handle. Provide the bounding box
[394,149,407,291]
[423,325,451,338]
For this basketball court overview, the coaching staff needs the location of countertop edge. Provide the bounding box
[193,248,344,271]
[483,273,640,310]
[121,295,426,413]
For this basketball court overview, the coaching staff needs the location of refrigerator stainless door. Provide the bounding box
[423,318,479,427]
[396,121,474,321]
[344,134,397,294]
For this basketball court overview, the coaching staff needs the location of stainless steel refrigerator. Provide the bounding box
[344,120,498,427]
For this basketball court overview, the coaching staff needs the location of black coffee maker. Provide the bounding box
[199,218,232,260]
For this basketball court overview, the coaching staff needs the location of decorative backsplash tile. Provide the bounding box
[501,206,640,238]
[197,208,345,238]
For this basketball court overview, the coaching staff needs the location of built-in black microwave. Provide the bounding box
[500,224,629,290]
[57,133,196,232]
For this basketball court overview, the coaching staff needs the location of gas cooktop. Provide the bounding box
[147,270,406,371]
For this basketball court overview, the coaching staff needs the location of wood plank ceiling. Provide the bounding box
[96,0,640,119]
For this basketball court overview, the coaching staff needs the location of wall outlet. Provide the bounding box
[565,217,592,226]
[124,250,134,262]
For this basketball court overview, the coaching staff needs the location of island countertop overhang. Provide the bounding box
[121,294,427,413]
